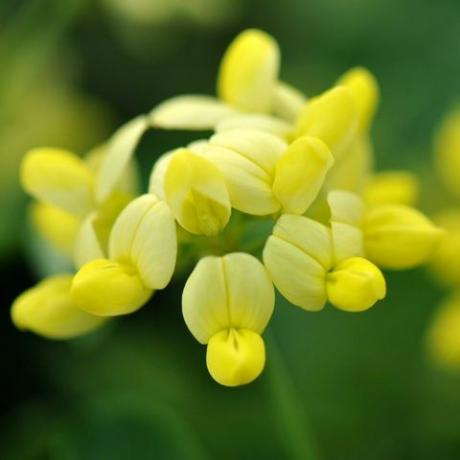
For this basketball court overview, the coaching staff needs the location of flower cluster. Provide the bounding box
[11,29,442,386]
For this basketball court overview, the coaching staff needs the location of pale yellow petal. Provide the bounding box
[273,136,334,214]
[21,148,94,216]
[294,86,358,159]
[206,329,265,386]
[217,29,280,112]
[150,95,238,130]
[73,212,105,269]
[109,194,177,289]
[328,190,364,225]
[164,149,230,235]
[337,67,379,133]
[96,115,148,203]
[148,152,174,200]
[31,202,80,255]
[12,275,106,339]
[263,235,327,311]
[191,143,279,215]
[272,81,307,123]
[210,129,287,177]
[216,114,293,139]
[71,259,152,316]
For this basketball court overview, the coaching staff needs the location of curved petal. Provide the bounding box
[150,95,238,130]
[21,148,94,216]
[73,212,105,269]
[217,29,280,112]
[272,81,307,122]
[148,151,174,200]
[96,115,148,203]
[216,114,293,139]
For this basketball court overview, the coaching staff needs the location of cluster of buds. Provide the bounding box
[11,30,443,386]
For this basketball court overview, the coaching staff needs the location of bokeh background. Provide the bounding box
[1,0,460,459]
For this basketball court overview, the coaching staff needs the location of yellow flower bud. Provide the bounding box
[429,210,460,286]
[217,29,280,112]
[273,136,334,214]
[326,257,386,312]
[71,259,152,316]
[294,86,358,159]
[363,205,444,269]
[206,328,266,387]
[337,67,379,133]
[164,149,231,236]
[21,148,95,216]
[11,275,106,339]
[426,294,460,370]
[363,171,419,207]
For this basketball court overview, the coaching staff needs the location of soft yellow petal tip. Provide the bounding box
[11,275,106,339]
[337,67,379,132]
[164,148,231,236]
[71,259,152,316]
[217,29,280,112]
[326,257,386,312]
[206,328,266,386]
[364,205,444,269]
[363,171,419,207]
[427,295,460,370]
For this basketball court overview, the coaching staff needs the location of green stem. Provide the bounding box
[265,329,321,460]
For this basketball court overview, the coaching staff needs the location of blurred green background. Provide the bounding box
[1,0,460,459]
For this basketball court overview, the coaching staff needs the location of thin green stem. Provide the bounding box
[265,329,321,460]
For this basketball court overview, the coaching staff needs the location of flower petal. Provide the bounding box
[216,114,293,139]
[96,115,148,203]
[21,148,94,216]
[217,29,280,112]
[148,152,174,200]
[150,95,238,130]
[272,81,307,122]
[73,212,105,269]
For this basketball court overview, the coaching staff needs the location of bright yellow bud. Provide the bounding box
[31,202,80,255]
[273,136,334,214]
[363,205,443,269]
[326,257,386,312]
[206,328,266,387]
[71,259,152,316]
[11,275,106,339]
[337,67,379,133]
[217,29,280,112]
[21,148,95,216]
[164,149,231,236]
[294,86,358,159]
[426,294,460,370]
[363,171,419,207]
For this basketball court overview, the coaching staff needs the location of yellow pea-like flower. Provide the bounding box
[21,148,95,216]
[363,204,444,270]
[337,67,379,134]
[71,259,152,316]
[426,294,460,370]
[163,148,231,236]
[273,136,334,215]
[11,275,106,339]
[294,86,358,159]
[429,209,460,287]
[217,29,280,113]
[72,194,177,316]
[206,329,266,387]
[31,202,81,256]
[326,257,386,312]
[363,171,419,207]
[434,108,460,200]
[182,253,274,386]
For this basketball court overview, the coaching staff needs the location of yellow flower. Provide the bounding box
[328,190,443,270]
[182,253,274,386]
[426,293,460,370]
[163,148,231,236]
[363,171,419,207]
[71,194,177,316]
[263,214,385,312]
[149,29,306,131]
[11,275,106,339]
